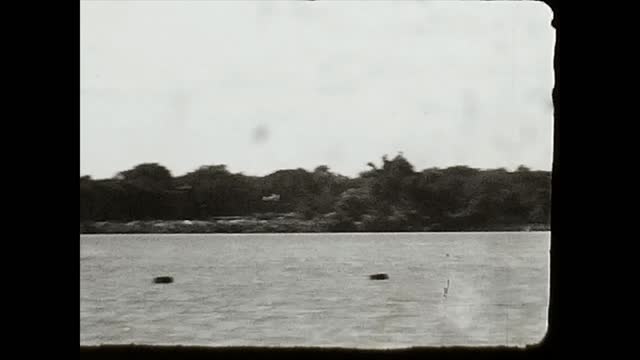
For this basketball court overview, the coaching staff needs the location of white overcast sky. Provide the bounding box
[80,0,555,179]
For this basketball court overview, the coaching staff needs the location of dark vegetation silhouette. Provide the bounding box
[80,154,550,233]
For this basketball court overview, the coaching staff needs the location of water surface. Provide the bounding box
[80,232,549,348]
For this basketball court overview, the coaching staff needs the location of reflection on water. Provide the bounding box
[80,232,549,347]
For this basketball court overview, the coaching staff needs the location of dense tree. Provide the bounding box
[117,163,173,191]
[80,156,551,231]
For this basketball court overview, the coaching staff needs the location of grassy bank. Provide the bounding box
[80,215,550,234]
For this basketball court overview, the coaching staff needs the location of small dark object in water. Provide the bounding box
[443,279,450,297]
[369,273,389,280]
[153,276,174,284]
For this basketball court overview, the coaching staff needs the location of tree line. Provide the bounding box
[80,154,551,231]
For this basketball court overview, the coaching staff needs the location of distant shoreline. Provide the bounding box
[80,218,550,234]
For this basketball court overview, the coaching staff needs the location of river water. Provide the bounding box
[80,232,549,348]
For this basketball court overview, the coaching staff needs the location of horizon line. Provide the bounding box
[79,161,552,181]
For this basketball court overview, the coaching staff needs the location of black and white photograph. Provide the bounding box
[80,0,554,349]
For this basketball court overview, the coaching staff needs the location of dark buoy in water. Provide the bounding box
[153,276,174,284]
[369,273,389,280]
